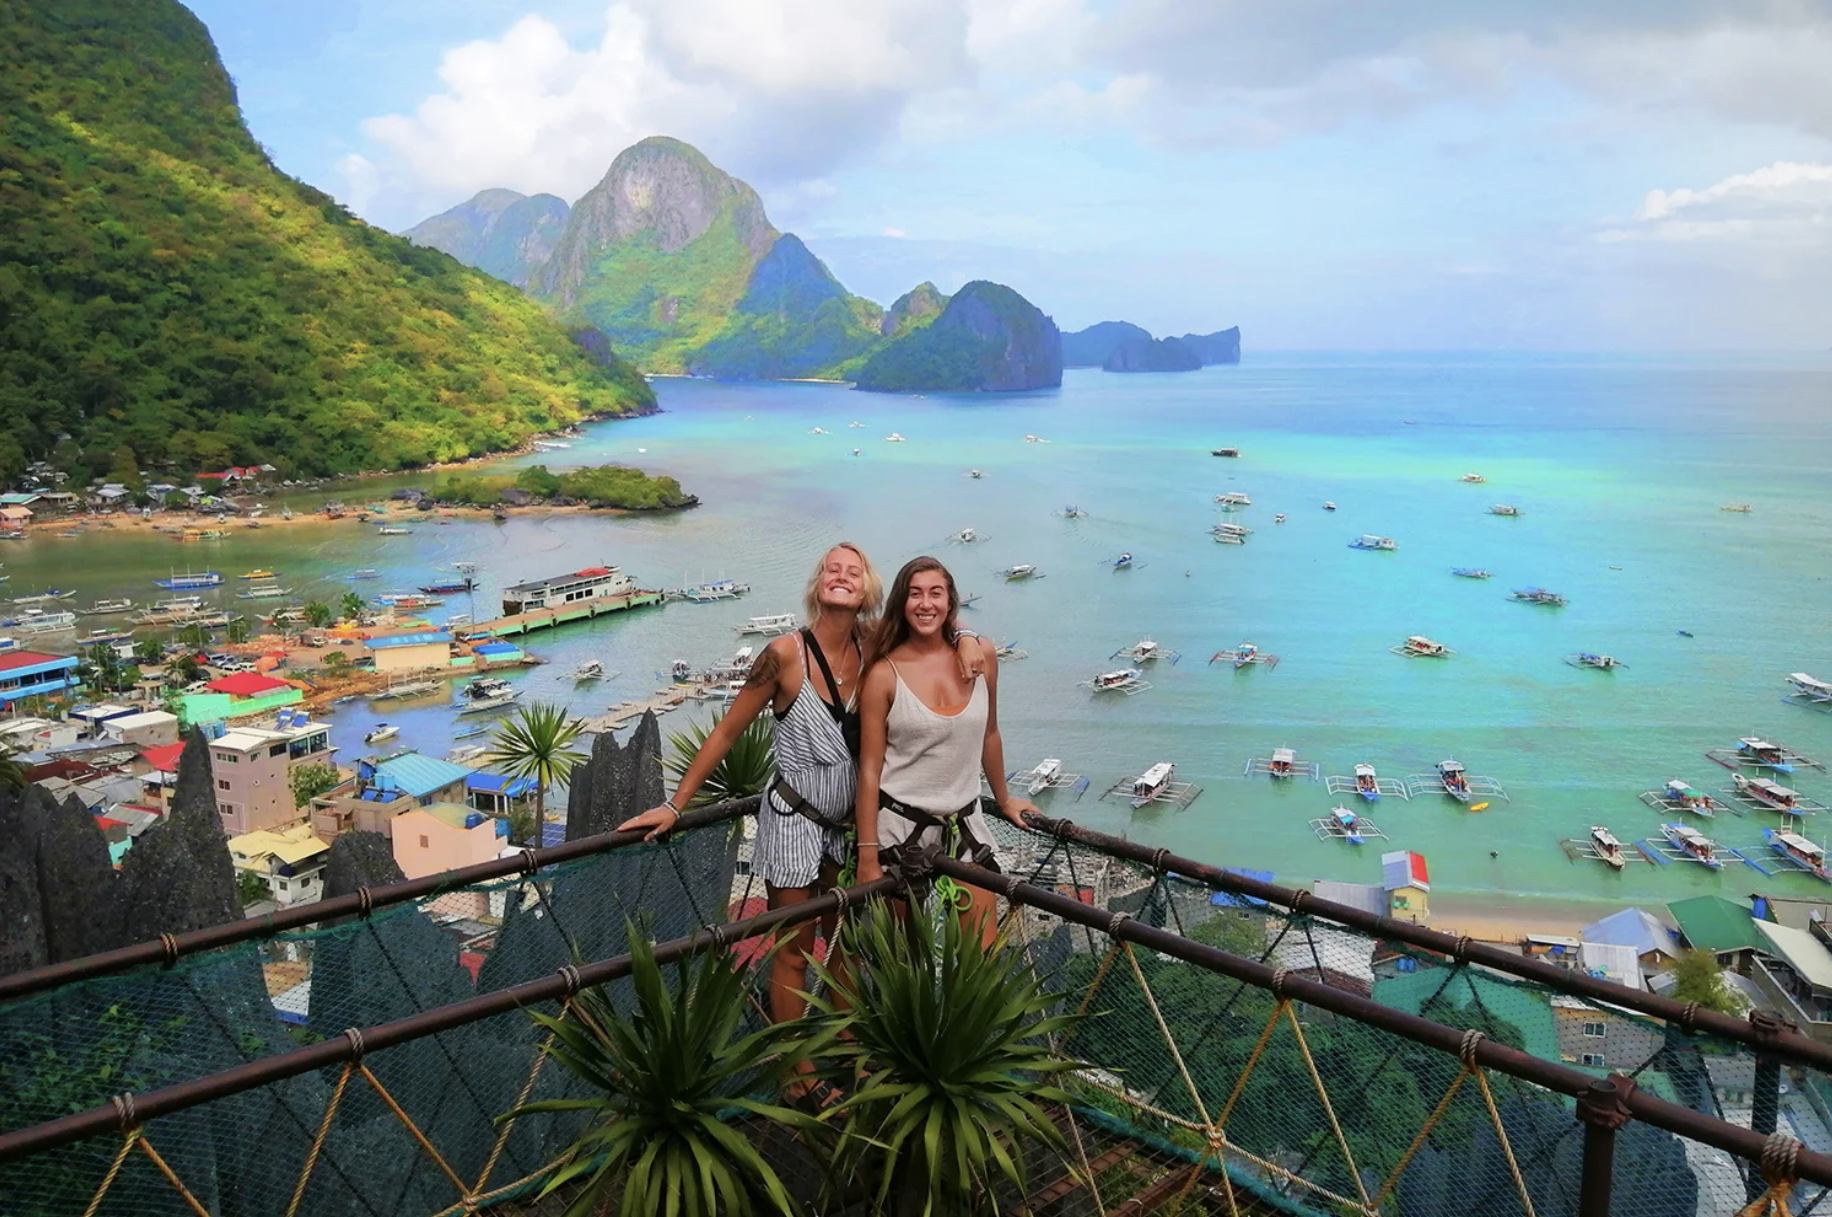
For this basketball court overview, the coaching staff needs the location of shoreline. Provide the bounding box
[1427,891,1635,943]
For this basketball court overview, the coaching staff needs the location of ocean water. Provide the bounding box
[7,352,1831,913]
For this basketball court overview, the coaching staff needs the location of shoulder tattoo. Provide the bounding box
[744,645,782,689]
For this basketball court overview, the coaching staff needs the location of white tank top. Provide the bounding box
[879,662,988,813]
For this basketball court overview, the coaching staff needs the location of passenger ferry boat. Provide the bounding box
[736,613,798,637]
[1435,759,1471,800]
[1765,828,1831,881]
[1215,492,1252,509]
[1131,762,1174,807]
[456,676,520,715]
[16,608,77,634]
[1393,635,1453,658]
[1662,823,1723,868]
[501,566,638,617]
[1349,534,1397,551]
[154,571,223,590]
[85,598,135,616]
[1590,826,1627,869]
[1734,772,1806,812]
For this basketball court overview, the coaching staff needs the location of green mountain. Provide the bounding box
[853,281,1062,393]
[0,0,653,480]
[404,188,571,288]
[1061,321,1152,366]
[881,282,949,338]
[687,234,884,379]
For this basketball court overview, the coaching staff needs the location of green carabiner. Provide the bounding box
[933,874,973,912]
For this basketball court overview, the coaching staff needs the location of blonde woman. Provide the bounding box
[619,543,982,1100]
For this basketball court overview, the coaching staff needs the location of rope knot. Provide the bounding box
[519,848,540,876]
[1289,890,1310,914]
[159,933,180,968]
[831,885,850,915]
[1761,1130,1801,1187]
[708,924,728,950]
[356,886,373,919]
[1680,1000,1700,1031]
[342,1027,366,1061]
[1150,848,1169,873]
[1108,911,1133,936]
[1454,935,1474,961]
[1459,1029,1486,1069]
[1271,967,1291,998]
[555,964,583,996]
[110,1091,139,1132]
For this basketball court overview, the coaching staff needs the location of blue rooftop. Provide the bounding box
[1581,907,1679,958]
[1210,868,1274,908]
[372,752,475,799]
[468,773,538,798]
[539,823,566,848]
[367,631,452,650]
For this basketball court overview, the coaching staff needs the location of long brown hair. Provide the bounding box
[867,555,959,669]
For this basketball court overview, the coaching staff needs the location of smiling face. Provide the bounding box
[816,545,866,612]
[902,567,954,640]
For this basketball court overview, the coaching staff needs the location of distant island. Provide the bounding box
[1062,322,1241,372]
[407,137,1060,394]
[0,0,655,482]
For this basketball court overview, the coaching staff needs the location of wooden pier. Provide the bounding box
[580,687,691,734]
[459,590,663,640]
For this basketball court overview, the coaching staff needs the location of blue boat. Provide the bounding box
[153,571,223,590]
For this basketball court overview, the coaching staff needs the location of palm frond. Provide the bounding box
[665,710,775,805]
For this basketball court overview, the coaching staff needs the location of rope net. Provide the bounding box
[0,812,1817,1215]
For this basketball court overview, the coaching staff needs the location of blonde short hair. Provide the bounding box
[803,542,884,636]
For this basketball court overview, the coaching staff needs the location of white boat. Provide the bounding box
[1393,635,1452,658]
[572,660,606,681]
[372,679,441,700]
[1130,762,1174,806]
[1330,806,1367,845]
[377,526,413,536]
[364,723,399,745]
[1734,772,1806,812]
[1023,434,1049,443]
[457,676,521,715]
[999,564,1038,580]
[677,579,750,602]
[85,598,136,616]
[1056,504,1089,518]
[447,744,490,765]
[967,469,984,479]
[10,588,75,605]
[1661,823,1722,868]
[737,613,797,637]
[808,427,828,435]
[1085,668,1149,695]
[1349,534,1398,551]
[235,584,293,600]
[1323,501,1337,511]
[1112,638,1179,663]
[1590,826,1626,870]
[848,421,864,428]
[1461,473,1486,484]
[885,433,906,442]
[1210,522,1252,544]
[1788,673,1832,705]
[951,527,982,543]
[1766,828,1831,881]
[16,609,77,634]
[1023,758,1063,797]
[1215,492,1252,508]
[1488,504,1521,517]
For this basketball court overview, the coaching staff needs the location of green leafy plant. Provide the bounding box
[810,902,1082,1216]
[664,710,776,806]
[484,701,587,843]
[301,601,334,629]
[289,761,340,809]
[1671,949,1747,1016]
[338,591,366,622]
[500,925,831,1217]
[236,870,268,906]
[0,741,23,793]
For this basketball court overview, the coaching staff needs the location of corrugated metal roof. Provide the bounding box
[205,671,291,696]
[1578,941,1645,990]
[367,631,452,649]
[467,772,538,797]
[374,752,475,799]
[1312,879,1388,917]
[1580,907,1676,957]
[1668,895,1768,954]
[1754,920,1832,990]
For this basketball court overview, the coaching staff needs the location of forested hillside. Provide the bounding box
[0,0,654,480]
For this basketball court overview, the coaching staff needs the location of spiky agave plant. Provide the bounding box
[665,709,776,805]
[810,902,1083,1216]
[501,924,836,1217]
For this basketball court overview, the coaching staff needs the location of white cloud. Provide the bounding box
[1599,160,1832,247]
[882,227,907,238]
[1638,161,1832,220]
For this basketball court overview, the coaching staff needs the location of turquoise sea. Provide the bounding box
[7,352,1832,918]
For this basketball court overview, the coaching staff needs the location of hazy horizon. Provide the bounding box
[187,0,1832,352]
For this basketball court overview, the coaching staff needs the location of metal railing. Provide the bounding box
[2,808,1827,1214]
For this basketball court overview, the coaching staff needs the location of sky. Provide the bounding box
[187,0,1832,350]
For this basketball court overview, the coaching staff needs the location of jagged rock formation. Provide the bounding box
[1178,326,1243,365]
[320,831,406,902]
[403,188,571,288]
[1061,320,1152,367]
[1104,335,1202,373]
[565,711,666,839]
[118,731,243,935]
[881,282,949,337]
[853,280,1062,393]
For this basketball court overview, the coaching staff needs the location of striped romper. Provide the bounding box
[751,636,857,889]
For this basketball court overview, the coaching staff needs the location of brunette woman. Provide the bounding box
[854,556,1038,944]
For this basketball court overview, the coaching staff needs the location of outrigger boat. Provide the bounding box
[364,723,399,745]
[1391,635,1453,658]
[1212,447,1240,458]
[1325,762,1409,802]
[670,659,693,682]
[84,598,136,616]
[377,526,414,536]
[1565,652,1627,670]
[1323,501,1337,511]
[998,564,1041,580]
[1450,568,1492,579]
[1786,673,1832,709]
[1661,823,1723,868]
[1590,826,1627,870]
[1009,758,1089,799]
[1105,552,1138,569]
[1764,829,1832,882]
[993,641,1028,660]
[1210,522,1253,544]
[154,571,222,590]
[966,469,984,479]
[572,660,607,681]
[1460,473,1486,483]
[1112,638,1180,664]
[15,609,77,634]
[1349,534,1397,551]
[1508,587,1567,606]
[1129,762,1174,807]
[1406,759,1509,803]
[1246,747,1320,780]
[1311,805,1383,845]
[1640,779,1725,817]
[239,569,278,580]
[372,679,441,700]
[1215,492,1252,509]
[885,433,906,443]
[1729,773,1824,815]
[1720,504,1753,513]
[1488,504,1521,517]
[737,613,798,637]
[1210,641,1279,670]
[456,676,520,715]
[351,569,379,579]
[1707,736,1825,774]
[950,527,985,544]
[1082,668,1150,696]
[236,584,293,600]
[1056,505,1089,519]
[419,578,475,595]
[673,579,751,602]
[11,588,75,604]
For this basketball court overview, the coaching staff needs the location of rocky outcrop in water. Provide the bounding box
[1061,320,1152,367]
[1104,335,1202,373]
[881,281,949,337]
[853,280,1062,393]
[687,234,882,379]
[1178,326,1242,364]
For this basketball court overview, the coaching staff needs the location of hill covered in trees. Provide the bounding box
[0,0,655,481]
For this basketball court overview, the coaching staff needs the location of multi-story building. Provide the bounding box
[0,649,82,708]
[311,751,475,840]
[227,823,331,907]
[209,711,336,837]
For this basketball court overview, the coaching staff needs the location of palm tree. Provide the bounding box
[483,701,587,844]
[132,637,165,666]
[500,924,829,1217]
[663,710,775,806]
[0,742,25,794]
[339,590,365,622]
[301,600,334,630]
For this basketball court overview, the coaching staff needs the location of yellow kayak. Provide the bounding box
[1469,801,1490,812]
